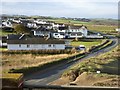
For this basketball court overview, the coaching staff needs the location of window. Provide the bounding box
[55,33,58,35]
[27,44,30,48]
[48,44,52,47]
[19,44,21,47]
[53,45,55,47]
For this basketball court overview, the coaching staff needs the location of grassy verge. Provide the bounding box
[62,44,119,86]
[88,39,113,52]
[2,54,71,74]
[9,52,86,75]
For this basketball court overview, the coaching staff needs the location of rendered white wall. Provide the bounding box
[7,44,65,50]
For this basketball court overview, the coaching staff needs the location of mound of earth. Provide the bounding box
[49,72,119,87]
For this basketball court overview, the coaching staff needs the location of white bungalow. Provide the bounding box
[2,21,13,27]
[27,23,37,28]
[52,33,64,39]
[34,20,47,24]
[116,28,120,32]
[68,25,88,37]
[0,36,7,47]
[12,19,21,23]
[7,38,65,50]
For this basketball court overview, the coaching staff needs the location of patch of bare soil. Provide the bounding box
[49,72,120,87]
[93,77,120,87]
[49,77,71,85]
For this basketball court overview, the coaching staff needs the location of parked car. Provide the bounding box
[76,45,86,51]
[52,33,64,39]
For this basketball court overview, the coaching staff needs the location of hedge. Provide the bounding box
[2,49,73,55]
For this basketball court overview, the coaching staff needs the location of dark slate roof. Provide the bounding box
[36,26,48,31]
[7,34,32,40]
[34,26,53,32]
[7,34,22,40]
[7,38,65,44]
[36,23,52,26]
[59,26,68,30]
[70,25,87,29]
[70,32,83,35]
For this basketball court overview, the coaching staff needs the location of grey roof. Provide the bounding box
[70,25,87,29]
[7,34,22,40]
[7,34,32,40]
[7,38,65,44]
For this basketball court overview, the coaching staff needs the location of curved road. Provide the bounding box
[24,38,118,86]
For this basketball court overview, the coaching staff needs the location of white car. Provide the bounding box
[79,45,86,50]
[53,33,64,39]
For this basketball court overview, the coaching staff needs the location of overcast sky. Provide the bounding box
[1,0,119,19]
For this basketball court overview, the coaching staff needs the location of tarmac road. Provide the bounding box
[24,38,118,86]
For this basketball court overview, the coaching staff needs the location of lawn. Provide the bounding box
[0,30,15,36]
[0,48,8,51]
[70,39,103,48]
[46,18,92,25]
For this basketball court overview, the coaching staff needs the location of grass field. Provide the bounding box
[46,18,93,25]
[0,30,15,36]
[71,39,103,48]
[2,54,73,74]
[86,25,117,34]
[0,48,8,51]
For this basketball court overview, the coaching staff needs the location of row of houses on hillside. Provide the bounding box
[32,25,103,39]
[2,17,103,39]
[2,18,64,29]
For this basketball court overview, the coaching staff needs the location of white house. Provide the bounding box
[7,38,65,50]
[52,23,65,28]
[27,23,37,28]
[0,36,7,47]
[2,21,13,27]
[116,28,120,32]
[86,30,103,38]
[32,27,51,37]
[68,32,83,38]
[34,20,47,24]
[68,25,88,37]
[12,19,21,23]
[52,33,64,39]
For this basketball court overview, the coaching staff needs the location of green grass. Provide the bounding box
[46,18,93,25]
[0,48,8,51]
[0,30,15,36]
[71,39,103,48]
[86,25,117,34]
[63,45,119,76]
